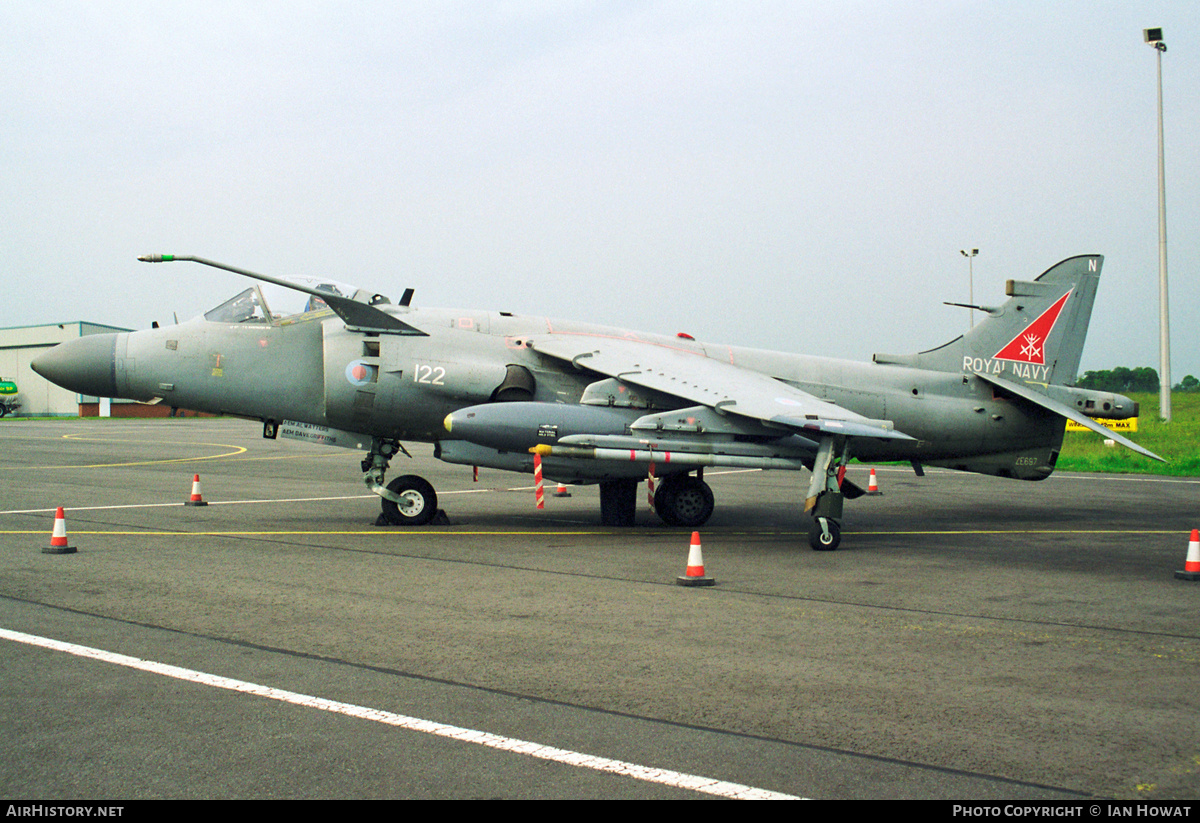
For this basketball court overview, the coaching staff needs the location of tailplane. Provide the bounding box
[874,255,1102,386]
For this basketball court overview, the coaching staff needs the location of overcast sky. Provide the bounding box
[4,1,1197,381]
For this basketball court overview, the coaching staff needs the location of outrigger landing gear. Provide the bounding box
[805,435,848,551]
[363,437,439,526]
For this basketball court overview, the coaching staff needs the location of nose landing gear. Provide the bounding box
[364,437,440,526]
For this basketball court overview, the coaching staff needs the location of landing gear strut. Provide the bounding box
[805,435,848,551]
[363,437,439,526]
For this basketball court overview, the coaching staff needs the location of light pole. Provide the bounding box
[1145,27,1171,422]
[960,248,978,329]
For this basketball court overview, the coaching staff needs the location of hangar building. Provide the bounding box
[0,322,133,417]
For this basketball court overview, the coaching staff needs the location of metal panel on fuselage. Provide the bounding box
[122,316,325,420]
[697,343,1064,466]
[318,310,588,440]
[314,303,1062,473]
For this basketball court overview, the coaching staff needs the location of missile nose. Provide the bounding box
[31,333,120,398]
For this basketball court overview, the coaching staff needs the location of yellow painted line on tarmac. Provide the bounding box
[0,528,1180,538]
[855,529,1183,536]
[0,433,249,470]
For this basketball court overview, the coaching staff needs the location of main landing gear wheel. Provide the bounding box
[381,475,437,526]
[599,478,639,527]
[654,475,715,528]
[809,517,841,551]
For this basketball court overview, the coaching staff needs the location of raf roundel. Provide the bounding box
[345,360,377,387]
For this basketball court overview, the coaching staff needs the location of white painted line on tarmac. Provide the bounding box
[0,488,527,515]
[0,627,802,800]
[0,497,373,515]
[0,468,764,515]
[7,466,1188,516]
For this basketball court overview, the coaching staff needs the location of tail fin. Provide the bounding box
[873,255,1102,386]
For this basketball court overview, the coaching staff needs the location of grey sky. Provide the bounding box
[4,1,1197,381]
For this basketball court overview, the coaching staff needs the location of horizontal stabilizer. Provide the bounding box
[974,372,1165,462]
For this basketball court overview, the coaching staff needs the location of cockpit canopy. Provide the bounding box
[204,277,366,325]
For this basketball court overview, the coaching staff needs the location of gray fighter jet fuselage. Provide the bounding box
[32,254,1160,550]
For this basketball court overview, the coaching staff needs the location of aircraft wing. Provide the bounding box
[974,371,1165,462]
[529,334,913,441]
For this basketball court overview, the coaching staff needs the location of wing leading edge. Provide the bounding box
[529,334,913,442]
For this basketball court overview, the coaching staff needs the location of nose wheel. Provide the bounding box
[364,436,440,526]
[380,475,438,526]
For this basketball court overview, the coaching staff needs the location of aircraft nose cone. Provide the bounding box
[31,334,119,398]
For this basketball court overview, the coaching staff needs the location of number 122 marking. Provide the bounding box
[414,364,446,385]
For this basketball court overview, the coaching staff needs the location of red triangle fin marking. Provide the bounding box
[993,289,1072,365]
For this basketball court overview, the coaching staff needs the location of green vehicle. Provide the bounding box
[0,380,20,417]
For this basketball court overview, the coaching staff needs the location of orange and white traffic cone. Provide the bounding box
[1175,529,1200,581]
[867,468,881,495]
[553,482,571,497]
[42,507,77,554]
[676,531,715,587]
[185,474,208,507]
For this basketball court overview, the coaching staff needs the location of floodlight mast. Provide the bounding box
[1144,28,1171,422]
[960,248,979,329]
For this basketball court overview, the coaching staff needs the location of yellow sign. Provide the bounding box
[1065,417,1138,433]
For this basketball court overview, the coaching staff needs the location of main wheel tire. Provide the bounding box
[809,518,841,551]
[655,475,714,528]
[381,475,438,526]
[599,478,638,526]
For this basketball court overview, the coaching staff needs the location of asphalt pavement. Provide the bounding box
[1,418,1197,799]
